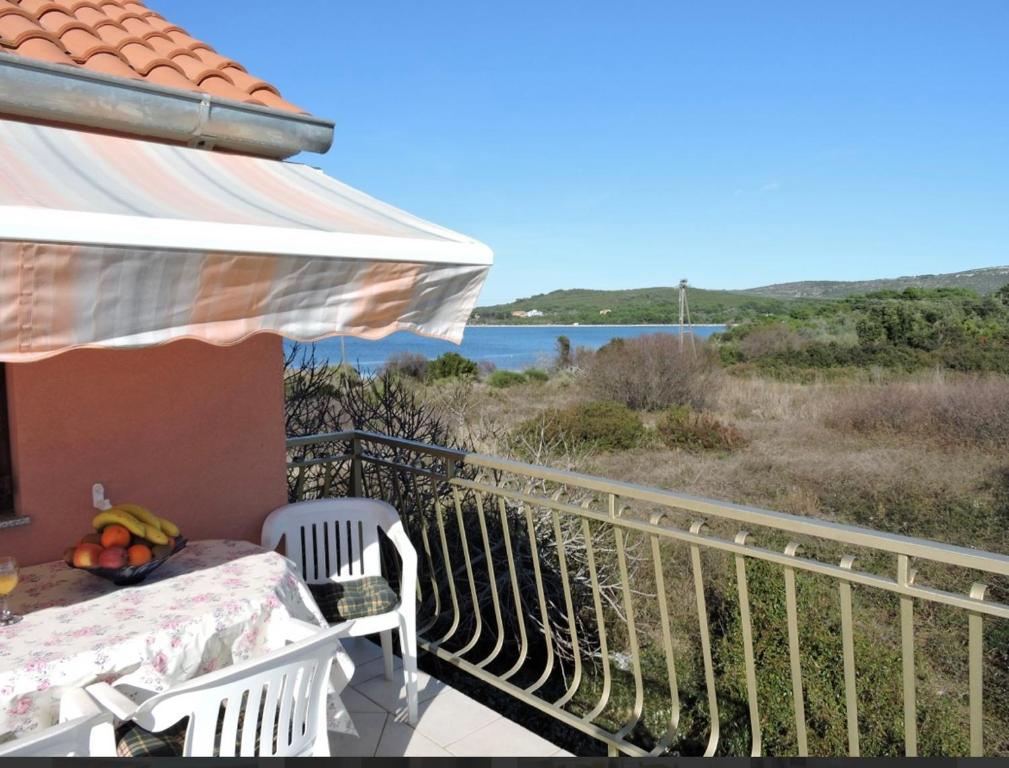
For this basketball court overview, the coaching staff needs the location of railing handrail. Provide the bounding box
[286,429,1009,577]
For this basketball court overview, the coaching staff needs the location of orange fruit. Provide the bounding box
[127,544,153,566]
[100,524,131,549]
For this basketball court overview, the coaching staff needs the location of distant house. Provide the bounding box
[511,311,528,318]
[599,309,612,316]
[526,309,544,318]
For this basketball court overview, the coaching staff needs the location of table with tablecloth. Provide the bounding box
[0,539,353,738]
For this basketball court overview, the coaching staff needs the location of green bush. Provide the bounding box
[425,351,478,381]
[524,368,549,383]
[655,405,744,452]
[516,401,645,452]
[381,351,428,380]
[488,370,527,388]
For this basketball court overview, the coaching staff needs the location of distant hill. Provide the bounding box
[742,265,1009,299]
[473,265,1009,325]
[473,286,831,326]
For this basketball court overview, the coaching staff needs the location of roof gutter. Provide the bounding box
[0,53,334,159]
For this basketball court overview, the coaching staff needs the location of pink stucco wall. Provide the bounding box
[1,335,289,565]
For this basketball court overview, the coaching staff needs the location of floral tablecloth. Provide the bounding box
[0,539,352,737]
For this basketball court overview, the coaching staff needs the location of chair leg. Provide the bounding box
[398,612,418,725]
[380,630,394,681]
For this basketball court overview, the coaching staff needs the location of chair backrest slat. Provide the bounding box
[262,499,404,584]
[239,685,263,756]
[132,625,341,756]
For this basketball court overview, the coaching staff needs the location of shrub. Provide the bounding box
[655,405,745,452]
[515,401,645,452]
[738,324,806,360]
[381,351,428,380]
[825,374,1009,448]
[488,370,527,388]
[586,333,721,411]
[555,335,572,368]
[425,351,478,381]
[524,368,549,383]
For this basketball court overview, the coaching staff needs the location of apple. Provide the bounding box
[72,543,103,568]
[98,547,128,569]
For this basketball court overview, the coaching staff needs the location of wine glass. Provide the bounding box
[0,556,22,626]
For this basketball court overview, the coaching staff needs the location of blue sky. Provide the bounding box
[156,1,1008,304]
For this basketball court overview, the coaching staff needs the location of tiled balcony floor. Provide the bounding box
[330,637,573,757]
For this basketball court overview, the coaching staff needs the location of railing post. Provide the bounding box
[350,434,363,498]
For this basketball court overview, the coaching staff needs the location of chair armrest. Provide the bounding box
[385,522,418,602]
[86,682,140,721]
[283,617,328,643]
[58,688,102,722]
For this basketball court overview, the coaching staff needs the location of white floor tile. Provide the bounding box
[340,636,385,664]
[339,684,386,714]
[402,686,501,747]
[446,716,560,757]
[328,712,387,757]
[352,669,445,718]
[351,653,402,685]
[375,720,452,757]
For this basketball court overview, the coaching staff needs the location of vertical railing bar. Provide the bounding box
[408,469,442,632]
[648,512,680,754]
[897,554,918,757]
[839,555,860,757]
[968,581,988,757]
[450,483,484,657]
[549,502,583,704]
[581,516,612,722]
[783,541,808,756]
[497,494,531,682]
[350,435,363,498]
[430,471,461,643]
[613,502,644,741]
[734,532,762,757]
[320,462,335,498]
[293,465,306,501]
[473,488,507,668]
[523,500,558,694]
[689,520,720,757]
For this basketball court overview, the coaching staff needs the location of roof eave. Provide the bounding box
[0,52,334,159]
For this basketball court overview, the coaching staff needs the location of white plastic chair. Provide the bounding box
[86,619,353,757]
[0,688,116,757]
[261,498,419,724]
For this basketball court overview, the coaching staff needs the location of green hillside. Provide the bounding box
[474,265,1009,325]
[743,265,1009,298]
[473,286,832,325]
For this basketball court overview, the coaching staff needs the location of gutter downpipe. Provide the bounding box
[0,52,334,159]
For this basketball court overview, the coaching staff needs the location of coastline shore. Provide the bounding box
[468,323,729,328]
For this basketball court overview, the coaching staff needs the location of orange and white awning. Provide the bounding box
[0,120,491,361]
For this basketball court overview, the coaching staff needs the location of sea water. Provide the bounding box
[291,325,725,373]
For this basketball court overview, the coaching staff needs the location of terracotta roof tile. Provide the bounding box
[2,0,306,113]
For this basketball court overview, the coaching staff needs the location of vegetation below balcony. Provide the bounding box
[283,290,1009,755]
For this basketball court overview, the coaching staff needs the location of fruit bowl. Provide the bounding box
[69,536,187,586]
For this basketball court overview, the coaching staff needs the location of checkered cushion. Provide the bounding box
[116,704,281,757]
[309,576,399,623]
[116,718,187,757]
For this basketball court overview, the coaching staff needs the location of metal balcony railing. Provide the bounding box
[287,430,1009,757]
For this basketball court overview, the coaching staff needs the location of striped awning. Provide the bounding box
[0,120,491,361]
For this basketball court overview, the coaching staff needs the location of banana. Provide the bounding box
[117,503,180,538]
[157,517,180,538]
[92,509,146,538]
[115,503,161,532]
[142,525,170,545]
